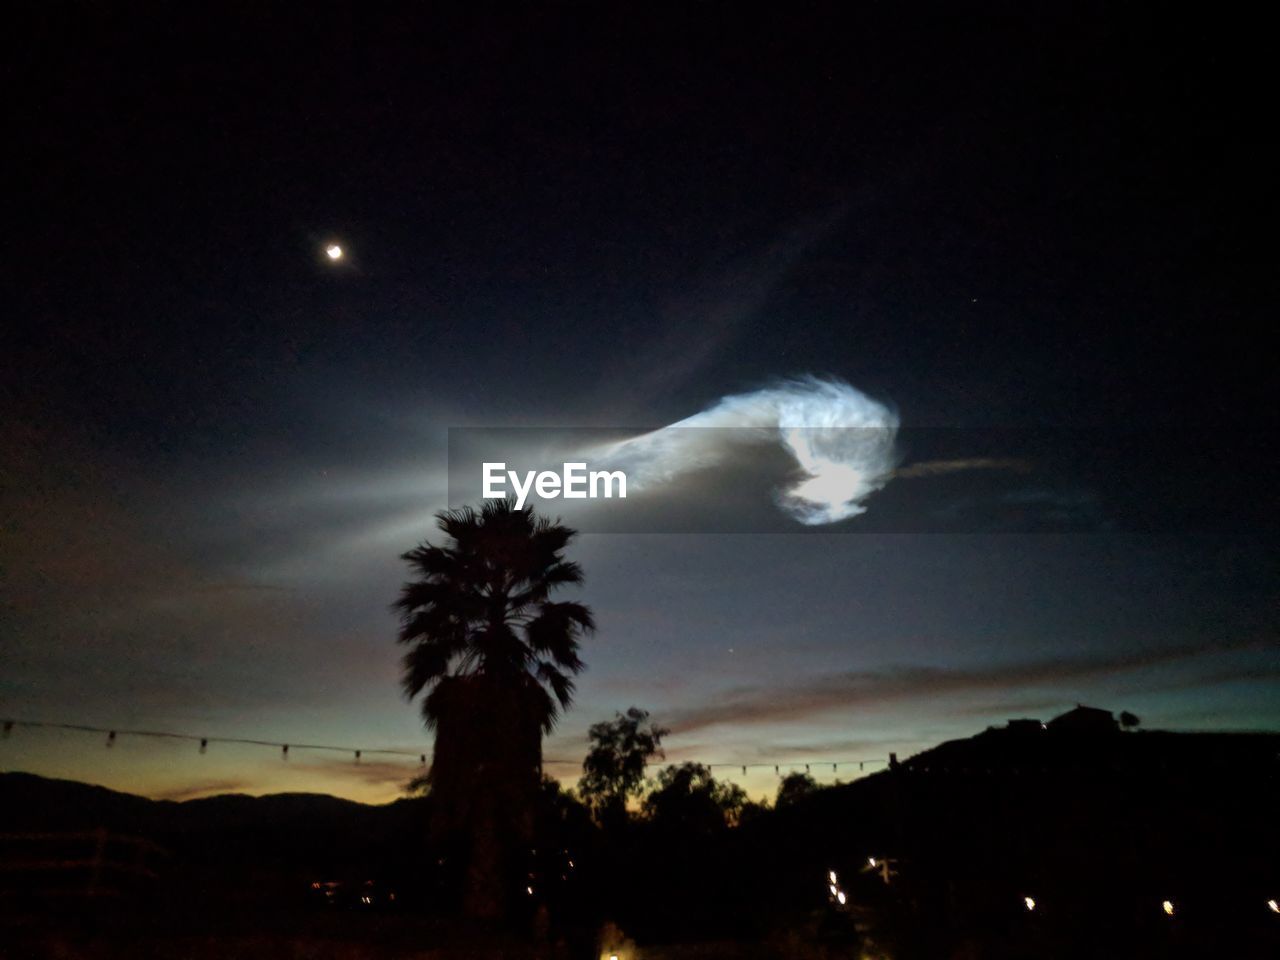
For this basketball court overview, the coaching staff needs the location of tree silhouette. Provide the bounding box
[579,707,667,825]
[643,762,748,833]
[1119,710,1141,730]
[395,500,593,918]
[775,770,818,808]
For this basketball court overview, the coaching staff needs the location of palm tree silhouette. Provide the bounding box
[395,499,593,918]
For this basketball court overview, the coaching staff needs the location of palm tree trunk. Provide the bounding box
[463,796,505,920]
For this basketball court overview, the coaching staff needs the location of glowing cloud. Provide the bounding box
[599,376,899,524]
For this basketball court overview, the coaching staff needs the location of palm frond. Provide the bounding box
[396,502,591,733]
[536,661,576,711]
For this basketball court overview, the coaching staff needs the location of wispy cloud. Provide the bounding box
[952,697,1070,718]
[615,205,853,409]
[664,639,1269,735]
[292,758,421,792]
[895,458,1031,479]
[150,778,254,802]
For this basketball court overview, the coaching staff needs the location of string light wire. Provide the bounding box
[1,717,888,777]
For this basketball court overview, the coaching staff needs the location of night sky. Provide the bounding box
[3,4,1276,803]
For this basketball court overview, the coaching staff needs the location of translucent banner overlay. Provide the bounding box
[447,427,1274,534]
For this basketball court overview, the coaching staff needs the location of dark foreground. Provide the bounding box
[3,716,1277,959]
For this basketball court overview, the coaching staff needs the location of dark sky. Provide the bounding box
[3,4,1275,802]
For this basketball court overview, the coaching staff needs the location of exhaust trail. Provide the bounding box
[597,377,900,525]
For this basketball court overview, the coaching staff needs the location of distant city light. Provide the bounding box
[828,869,838,884]
[1024,896,1036,912]
[325,244,343,260]
[837,890,847,905]
[1267,898,1278,913]
[868,857,877,867]
[828,884,838,897]
[1162,899,1175,916]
